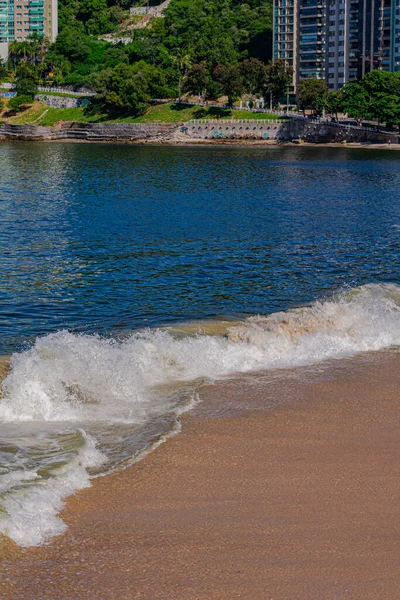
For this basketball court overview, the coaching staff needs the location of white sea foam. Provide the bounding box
[1,283,400,546]
[0,432,105,547]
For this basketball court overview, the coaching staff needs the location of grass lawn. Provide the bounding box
[0,103,101,126]
[132,103,285,123]
[0,101,48,124]
[38,107,101,126]
[1,101,287,127]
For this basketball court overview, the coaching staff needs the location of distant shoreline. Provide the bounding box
[1,136,399,150]
[1,119,398,147]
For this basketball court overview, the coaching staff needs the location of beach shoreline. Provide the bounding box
[1,136,400,149]
[2,350,400,599]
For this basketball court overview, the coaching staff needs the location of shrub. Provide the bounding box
[8,95,33,112]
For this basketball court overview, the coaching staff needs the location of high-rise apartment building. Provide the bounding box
[0,0,57,61]
[273,0,298,86]
[273,0,400,91]
[348,0,390,78]
[298,0,327,80]
[390,0,400,69]
[326,0,350,89]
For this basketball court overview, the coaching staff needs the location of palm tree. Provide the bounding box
[8,40,25,72]
[172,48,192,101]
[28,33,48,67]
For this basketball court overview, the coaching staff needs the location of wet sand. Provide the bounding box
[0,356,9,379]
[1,351,400,599]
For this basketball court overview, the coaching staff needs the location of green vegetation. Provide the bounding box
[0,99,285,126]
[132,103,285,122]
[298,78,328,116]
[6,0,274,88]
[7,95,34,112]
[2,0,396,127]
[0,100,48,124]
[341,71,400,126]
[1,0,290,120]
[38,107,96,125]
[298,71,400,127]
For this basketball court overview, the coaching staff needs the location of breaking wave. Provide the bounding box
[1,283,400,546]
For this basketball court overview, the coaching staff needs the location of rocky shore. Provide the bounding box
[0,119,398,145]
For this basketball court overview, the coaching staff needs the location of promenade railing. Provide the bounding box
[186,119,285,125]
[1,83,94,96]
[37,86,95,96]
[174,99,299,117]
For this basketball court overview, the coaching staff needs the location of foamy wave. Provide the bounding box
[0,432,105,547]
[1,283,400,546]
[227,283,400,357]
[2,284,400,426]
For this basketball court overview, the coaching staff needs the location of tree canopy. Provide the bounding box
[340,71,400,126]
[297,78,328,116]
[1,0,281,117]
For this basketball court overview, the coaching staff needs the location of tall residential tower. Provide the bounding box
[391,0,400,70]
[273,0,400,91]
[0,0,57,61]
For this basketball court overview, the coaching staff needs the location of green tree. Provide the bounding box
[0,63,8,81]
[109,5,125,25]
[14,63,38,100]
[240,57,266,98]
[8,94,33,112]
[297,78,328,116]
[213,64,243,107]
[171,48,192,100]
[340,82,370,121]
[361,70,400,126]
[52,23,90,63]
[183,64,209,101]
[265,59,292,107]
[325,91,343,120]
[78,0,111,32]
[58,0,80,31]
[94,63,151,116]
[8,40,29,71]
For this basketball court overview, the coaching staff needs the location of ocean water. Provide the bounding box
[1,143,400,546]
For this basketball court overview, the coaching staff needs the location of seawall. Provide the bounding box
[0,120,398,144]
[183,119,398,144]
[0,122,177,142]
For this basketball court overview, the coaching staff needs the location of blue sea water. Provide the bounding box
[1,142,400,547]
[1,143,400,355]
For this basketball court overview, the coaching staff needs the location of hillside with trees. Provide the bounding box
[2,0,280,118]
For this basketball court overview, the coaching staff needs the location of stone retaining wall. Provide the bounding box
[183,120,284,141]
[183,120,398,144]
[0,122,178,142]
[35,95,91,109]
[0,120,398,144]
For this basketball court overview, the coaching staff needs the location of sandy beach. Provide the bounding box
[1,349,400,600]
[2,136,400,149]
